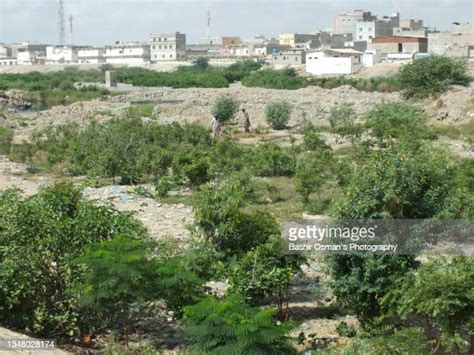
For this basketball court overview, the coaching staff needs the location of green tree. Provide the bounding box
[0,183,147,336]
[384,256,474,354]
[399,55,470,98]
[295,150,333,204]
[184,294,298,354]
[328,143,453,325]
[266,100,292,130]
[211,96,239,123]
[329,103,360,144]
[0,126,13,155]
[192,57,210,71]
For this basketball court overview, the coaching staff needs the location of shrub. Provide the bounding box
[192,57,210,71]
[329,103,360,143]
[295,150,333,204]
[0,126,13,154]
[211,96,239,122]
[399,55,470,98]
[184,294,298,354]
[265,100,291,130]
[384,256,474,354]
[0,183,147,336]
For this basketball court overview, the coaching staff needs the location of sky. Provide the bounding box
[1,0,473,45]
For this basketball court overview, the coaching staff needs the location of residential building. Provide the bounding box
[272,49,306,66]
[186,44,220,58]
[279,33,320,48]
[428,22,474,58]
[78,48,106,64]
[8,42,48,58]
[17,50,38,65]
[46,46,77,63]
[104,42,150,64]
[368,36,427,55]
[356,13,400,42]
[0,45,11,58]
[0,58,19,66]
[333,10,376,37]
[198,36,241,47]
[306,48,363,75]
[150,32,186,62]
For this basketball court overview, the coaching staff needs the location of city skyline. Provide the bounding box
[1,0,473,46]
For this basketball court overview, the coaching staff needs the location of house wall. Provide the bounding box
[273,50,306,65]
[369,37,427,54]
[428,25,473,58]
[46,46,78,63]
[104,45,150,64]
[78,48,105,64]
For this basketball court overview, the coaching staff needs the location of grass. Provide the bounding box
[432,118,474,140]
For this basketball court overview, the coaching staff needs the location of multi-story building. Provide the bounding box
[104,42,150,64]
[77,48,106,64]
[356,13,400,42]
[150,32,186,62]
[428,22,474,58]
[333,10,376,37]
[46,46,77,63]
[279,33,320,48]
[8,42,48,58]
[0,45,11,58]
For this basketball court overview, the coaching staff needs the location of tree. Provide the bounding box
[295,150,333,205]
[329,103,360,144]
[0,183,147,336]
[192,57,210,71]
[0,126,13,155]
[365,102,433,145]
[266,100,292,130]
[399,55,470,98]
[211,96,239,123]
[184,294,298,354]
[193,179,278,256]
[328,143,454,325]
[229,236,304,317]
[384,256,474,354]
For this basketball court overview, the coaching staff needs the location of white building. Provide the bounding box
[16,50,37,65]
[104,42,150,64]
[0,58,18,66]
[333,10,376,37]
[306,48,363,75]
[355,13,400,42]
[78,48,105,64]
[362,50,382,67]
[0,45,11,58]
[46,46,77,64]
[150,32,186,62]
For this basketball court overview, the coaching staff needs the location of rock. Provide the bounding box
[437,111,449,120]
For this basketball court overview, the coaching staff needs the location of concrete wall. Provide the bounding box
[369,37,427,54]
[46,46,77,63]
[428,24,473,57]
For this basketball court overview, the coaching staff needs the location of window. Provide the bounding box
[152,46,155,50]
[359,36,362,39]
[359,27,363,31]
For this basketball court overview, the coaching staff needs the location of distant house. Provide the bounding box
[306,48,363,75]
[46,46,77,64]
[368,36,427,55]
[104,42,150,65]
[77,48,105,64]
[273,49,306,67]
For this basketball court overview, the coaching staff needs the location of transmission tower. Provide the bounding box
[69,15,73,46]
[58,0,66,45]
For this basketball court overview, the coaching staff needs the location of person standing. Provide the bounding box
[242,108,251,134]
[212,116,221,138]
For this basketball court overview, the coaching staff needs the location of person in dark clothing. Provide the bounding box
[242,108,251,134]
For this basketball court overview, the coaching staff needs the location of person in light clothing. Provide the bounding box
[211,116,221,138]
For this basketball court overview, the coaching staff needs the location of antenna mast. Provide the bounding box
[58,0,66,45]
[69,15,73,46]
[206,10,211,38]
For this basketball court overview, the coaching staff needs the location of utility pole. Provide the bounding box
[58,0,66,46]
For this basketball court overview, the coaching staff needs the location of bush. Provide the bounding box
[265,101,291,130]
[0,183,147,336]
[384,256,474,353]
[399,55,470,98]
[295,150,333,204]
[192,57,210,71]
[184,294,298,354]
[0,126,13,154]
[211,96,239,122]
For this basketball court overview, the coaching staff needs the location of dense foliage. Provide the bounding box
[211,96,239,122]
[399,55,470,98]
[184,294,298,354]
